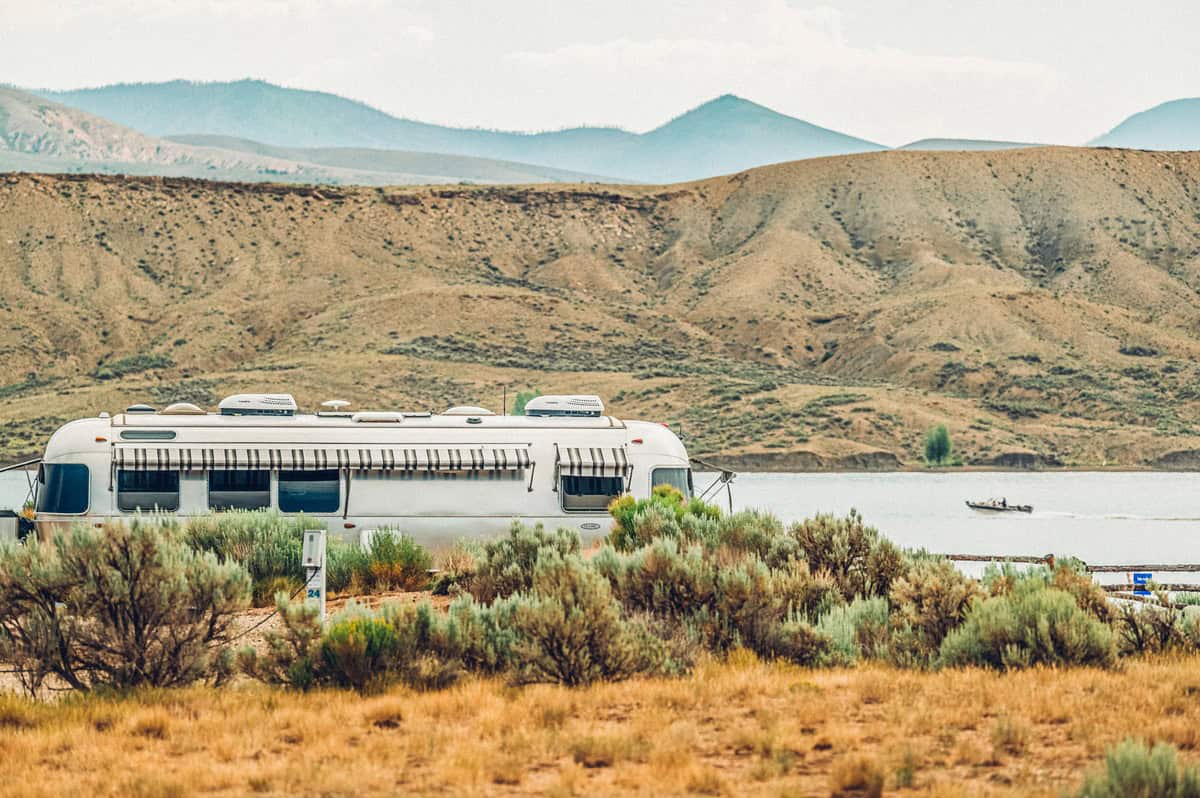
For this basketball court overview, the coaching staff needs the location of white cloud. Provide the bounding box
[504,0,1058,142]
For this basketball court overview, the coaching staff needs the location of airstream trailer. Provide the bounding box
[32,393,694,547]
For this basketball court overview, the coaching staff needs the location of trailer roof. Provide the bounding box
[109,412,627,430]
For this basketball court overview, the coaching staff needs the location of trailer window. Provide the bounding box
[651,467,692,498]
[37,464,90,514]
[279,470,340,513]
[561,475,624,511]
[117,469,179,512]
[208,470,270,511]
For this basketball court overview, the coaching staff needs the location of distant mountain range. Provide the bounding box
[0,88,616,185]
[1090,98,1200,150]
[36,81,886,183]
[4,79,1199,186]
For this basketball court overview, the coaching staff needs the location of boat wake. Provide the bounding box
[1035,511,1200,522]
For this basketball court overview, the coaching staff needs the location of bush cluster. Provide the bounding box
[185,512,432,604]
[10,501,1196,698]
[246,549,659,693]
[0,518,248,694]
[241,497,1154,691]
[1074,738,1200,797]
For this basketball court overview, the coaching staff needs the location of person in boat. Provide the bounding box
[1001,498,1006,508]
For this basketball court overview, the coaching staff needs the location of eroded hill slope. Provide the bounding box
[3,147,1200,468]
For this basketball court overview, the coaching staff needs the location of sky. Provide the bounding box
[2,0,1197,146]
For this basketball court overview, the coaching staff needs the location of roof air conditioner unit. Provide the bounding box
[523,395,604,418]
[218,393,298,417]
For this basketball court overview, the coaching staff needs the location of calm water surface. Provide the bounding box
[4,469,1197,578]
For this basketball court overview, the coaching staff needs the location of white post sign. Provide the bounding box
[301,528,327,621]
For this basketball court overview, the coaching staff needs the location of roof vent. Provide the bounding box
[352,411,404,423]
[523,395,604,418]
[161,402,206,415]
[218,393,298,417]
[125,403,156,414]
[444,406,495,416]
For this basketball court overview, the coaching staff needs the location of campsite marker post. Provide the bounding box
[302,529,327,621]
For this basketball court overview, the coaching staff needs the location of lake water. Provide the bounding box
[694,470,1200,586]
[4,469,1197,583]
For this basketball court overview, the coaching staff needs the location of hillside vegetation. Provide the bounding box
[3,146,1200,468]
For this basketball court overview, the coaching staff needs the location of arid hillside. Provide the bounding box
[3,147,1200,468]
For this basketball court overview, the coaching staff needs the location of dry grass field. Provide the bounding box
[4,147,1200,468]
[2,654,1198,797]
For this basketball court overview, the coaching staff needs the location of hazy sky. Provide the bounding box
[3,0,1197,145]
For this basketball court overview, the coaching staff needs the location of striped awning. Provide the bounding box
[556,445,631,478]
[113,445,533,472]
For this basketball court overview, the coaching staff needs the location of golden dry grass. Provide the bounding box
[2,653,1198,797]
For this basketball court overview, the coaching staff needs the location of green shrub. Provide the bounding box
[888,557,981,667]
[91,352,175,380]
[763,619,834,665]
[607,486,721,552]
[816,597,890,665]
[597,534,836,666]
[365,529,433,592]
[984,560,1111,621]
[238,595,323,691]
[318,607,404,694]
[1073,739,1200,798]
[244,595,507,693]
[512,388,540,415]
[0,519,249,693]
[507,553,660,686]
[713,510,798,566]
[465,522,581,603]
[1051,559,1112,622]
[1114,601,1198,655]
[923,424,953,465]
[326,539,371,594]
[790,510,906,602]
[706,558,835,664]
[439,594,520,674]
[184,511,312,605]
[938,582,1116,670]
[594,538,716,618]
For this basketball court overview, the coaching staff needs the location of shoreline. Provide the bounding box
[693,459,1197,475]
[3,458,1199,476]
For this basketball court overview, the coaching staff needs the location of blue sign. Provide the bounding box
[1133,572,1152,597]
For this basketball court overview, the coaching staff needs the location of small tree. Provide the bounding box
[0,519,250,694]
[512,389,540,415]
[924,424,953,465]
